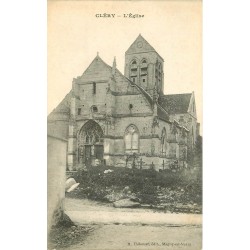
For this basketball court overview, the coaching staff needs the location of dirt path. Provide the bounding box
[60,224,202,250]
[57,198,202,250]
[65,198,202,225]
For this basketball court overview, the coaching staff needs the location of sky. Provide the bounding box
[48,0,202,132]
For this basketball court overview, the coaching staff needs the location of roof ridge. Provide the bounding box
[49,90,72,111]
[125,34,156,53]
[81,54,112,77]
[125,34,164,61]
[132,82,153,106]
[138,34,160,55]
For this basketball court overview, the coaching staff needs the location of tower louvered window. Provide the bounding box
[155,61,162,92]
[130,60,138,84]
[140,59,148,87]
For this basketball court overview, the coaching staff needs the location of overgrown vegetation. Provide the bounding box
[67,138,202,212]
[67,162,202,208]
[48,224,94,249]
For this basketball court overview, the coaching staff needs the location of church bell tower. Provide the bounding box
[124,34,164,97]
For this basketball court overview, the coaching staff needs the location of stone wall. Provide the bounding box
[77,81,109,115]
[47,135,67,233]
[115,94,152,115]
[47,120,69,140]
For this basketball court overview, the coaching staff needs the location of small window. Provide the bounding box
[129,104,133,109]
[93,82,96,94]
[142,59,146,64]
[91,106,98,113]
[142,79,146,83]
[78,108,81,115]
[132,60,137,64]
[132,78,135,83]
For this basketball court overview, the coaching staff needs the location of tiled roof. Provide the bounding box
[159,93,192,114]
[157,106,170,122]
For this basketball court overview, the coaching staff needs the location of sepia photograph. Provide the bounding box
[47,1,202,249]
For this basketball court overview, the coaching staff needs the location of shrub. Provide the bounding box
[70,165,202,204]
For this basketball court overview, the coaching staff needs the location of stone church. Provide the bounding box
[48,34,200,171]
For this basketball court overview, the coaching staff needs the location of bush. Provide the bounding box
[70,165,202,205]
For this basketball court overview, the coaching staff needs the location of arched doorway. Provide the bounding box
[78,120,104,166]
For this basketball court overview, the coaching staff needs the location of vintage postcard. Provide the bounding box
[47,0,202,249]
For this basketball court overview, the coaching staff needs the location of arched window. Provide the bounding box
[124,125,139,154]
[140,59,148,87]
[155,62,162,92]
[79,120,104,145]
[170,124,178,142]
[78,120,104,164]
[130,59,138,83]
[161,128,167,156]
[141,59,147,70]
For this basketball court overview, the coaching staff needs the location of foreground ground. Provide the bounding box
[65,198,201,225]
[60,224,202,250]
[48,198,202,250]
